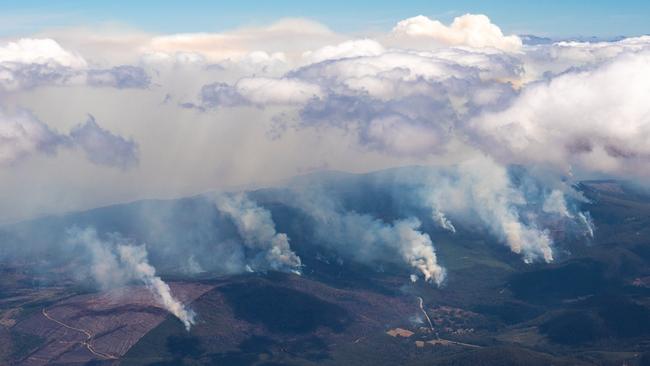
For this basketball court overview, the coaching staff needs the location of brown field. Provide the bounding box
[386,328,414,338]
[13,282,214,366]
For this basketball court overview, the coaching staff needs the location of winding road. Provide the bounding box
[41,308,117,360]
[417,296,434,332]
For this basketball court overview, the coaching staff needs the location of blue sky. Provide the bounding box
[1,0,650,37]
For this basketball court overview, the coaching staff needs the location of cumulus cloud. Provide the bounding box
[0,109,138,169]
[147,18,341,63]
[0,109,67,165]
[390,14,522,52]
[302,39,385,64]
[0,38,85,90]
[288,48,518,156]
[0,38,150,90]
[522,36,650,81]
[471,51,650,176]
[0,38,87,68]
[200,77,323,108]
[199,82,250,108]
[236,77,323,105]
[86,65,151,89]
[69,115,139,169]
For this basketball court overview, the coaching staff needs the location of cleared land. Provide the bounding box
[13,282,213,366]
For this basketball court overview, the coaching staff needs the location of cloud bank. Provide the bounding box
[0,13,647,283]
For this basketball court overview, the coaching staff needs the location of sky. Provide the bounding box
[1,0,650,37]
[1,2,650,227]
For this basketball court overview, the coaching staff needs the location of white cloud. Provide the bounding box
[302,39,385,64]
[200,77,324,107]
[522,35,650,81]
[69,115,139,169]
[0,109,138,169]
[471,51,650,176]
[363,115,445,156]
[236,77,323,105]
[0,109,66,165]
[2,14,650,225]
[0,38,87,68]
[0,38,153,91]
[390,14,522,52]
[147,18,341,63]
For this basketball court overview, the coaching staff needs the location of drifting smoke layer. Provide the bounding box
[543,189,595,238]
[215,193,302,274]
[382,157,598,264]
[67,228,196,331]
[457,159,554,263]
[288,186,446,285]
[405,158,554,263]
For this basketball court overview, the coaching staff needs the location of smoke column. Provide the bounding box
[216,193,302,274]
[394,218,446,285]
[117,245,196,331]
[288,187,446,285]
[578,212,595,238]
[432,210,456,233]
[68,228,196,331]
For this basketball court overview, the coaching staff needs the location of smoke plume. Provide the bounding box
[68,228,196,331]
[117,245,196,331]
[287,185,446,285]
[215,193,302,274]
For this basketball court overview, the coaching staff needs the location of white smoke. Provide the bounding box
[183,255,206,275]
[72,227,127,289]
[414,157,555,263]
[542,190,573,218]
[289,187,446,285]
[394,218,446,285]
[459,159,554,263]
[68,228,196,331]
[411,159,600,263]
[578,212,595,238]
[117,245,196,331]
[215,193,302,274]
[432,209,456,233]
